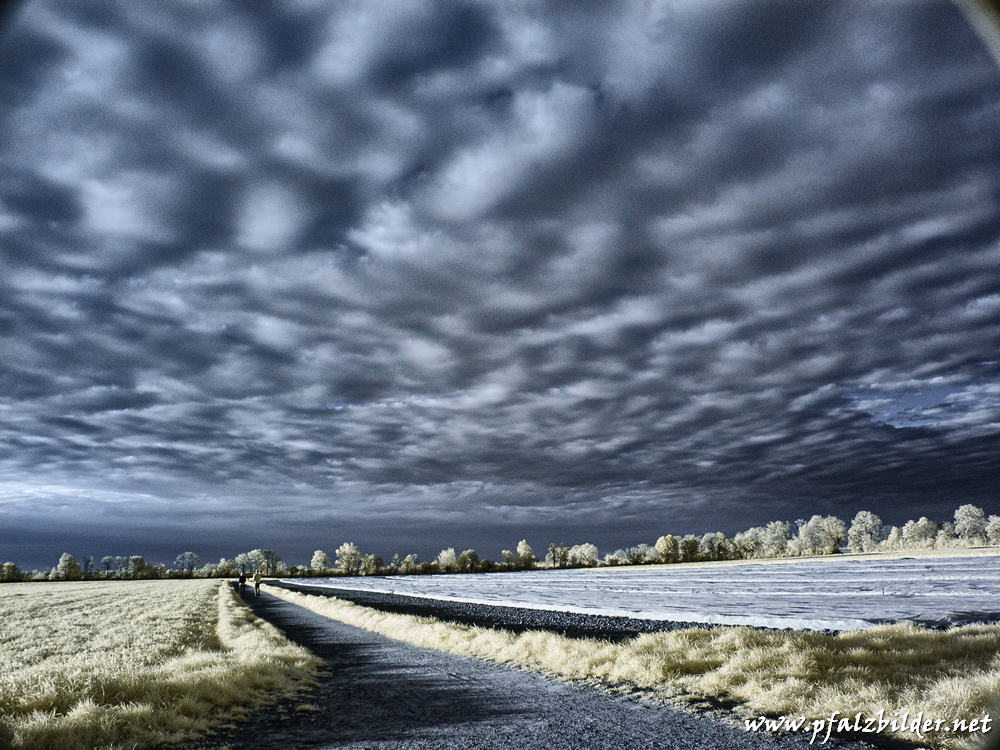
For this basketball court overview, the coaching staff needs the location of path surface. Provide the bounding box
[205,589,912,750]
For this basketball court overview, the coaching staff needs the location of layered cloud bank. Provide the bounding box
[0,1,998,566]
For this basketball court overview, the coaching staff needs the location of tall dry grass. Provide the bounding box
[265,584,1000,748]
[0,579,321,749]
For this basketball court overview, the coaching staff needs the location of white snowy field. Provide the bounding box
[290,552,1000,631]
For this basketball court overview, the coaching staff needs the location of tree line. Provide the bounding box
[2,504,996,583]
[307,504,997,576]
[0,548,286,583]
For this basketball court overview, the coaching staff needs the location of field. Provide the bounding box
[0,579,321,750]
[299,549,1000,630]
[271,552,1000,748]
[5,555,1000,749]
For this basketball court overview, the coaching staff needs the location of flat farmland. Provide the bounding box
[0,579,320,750]
[297,551,1000,630]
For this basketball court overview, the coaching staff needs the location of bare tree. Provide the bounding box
[128,556,153,579]
[546,543,570,568]
[247,549,280,575]
[457,549,480,572]
[174,551,201,574]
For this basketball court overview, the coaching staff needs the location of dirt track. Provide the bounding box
[199,589,915,750]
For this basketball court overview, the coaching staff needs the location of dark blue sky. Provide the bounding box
[1,1,999,570]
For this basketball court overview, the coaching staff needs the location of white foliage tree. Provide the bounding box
[788,515,846,556]
[56,553,82,581]
[654,535,679,563]
[567,543,599,567]
[901,517,940,549]
[987,515,1000,546]
[604,549,629,566]
[936,522,959,549]
[437,548,458,572]
[954,504,987,544]
[199,562,218,577]
[760,521,791,558]
[359,554,382,576]
[678,535,700,563]
[234,553,252,574]
[515,539,535,570]
[0,562,22,582]
[335,542,362,575]
[847,511,883,553]
[733,527,764,559]
[698,532,731,561]
[880,526,903,551]
[310,550,332,571]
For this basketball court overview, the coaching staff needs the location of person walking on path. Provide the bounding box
[238,571,247,596]
[253,569,262,596]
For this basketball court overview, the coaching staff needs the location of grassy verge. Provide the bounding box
[0,579,322,749]
[265,583,1000,748]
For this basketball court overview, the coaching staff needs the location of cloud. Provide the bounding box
[0,0,998,568]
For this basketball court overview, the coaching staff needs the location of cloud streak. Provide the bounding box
[0,0,998,567]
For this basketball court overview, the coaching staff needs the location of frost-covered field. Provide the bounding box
[297,552,1000,631]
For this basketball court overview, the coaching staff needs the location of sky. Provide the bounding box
[0,0,998,570]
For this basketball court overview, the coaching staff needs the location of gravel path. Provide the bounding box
[199,587,916,750]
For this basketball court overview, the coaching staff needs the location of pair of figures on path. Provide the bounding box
[238,570,263,596]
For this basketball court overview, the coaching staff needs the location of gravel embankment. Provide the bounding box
[273,581,712,641]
